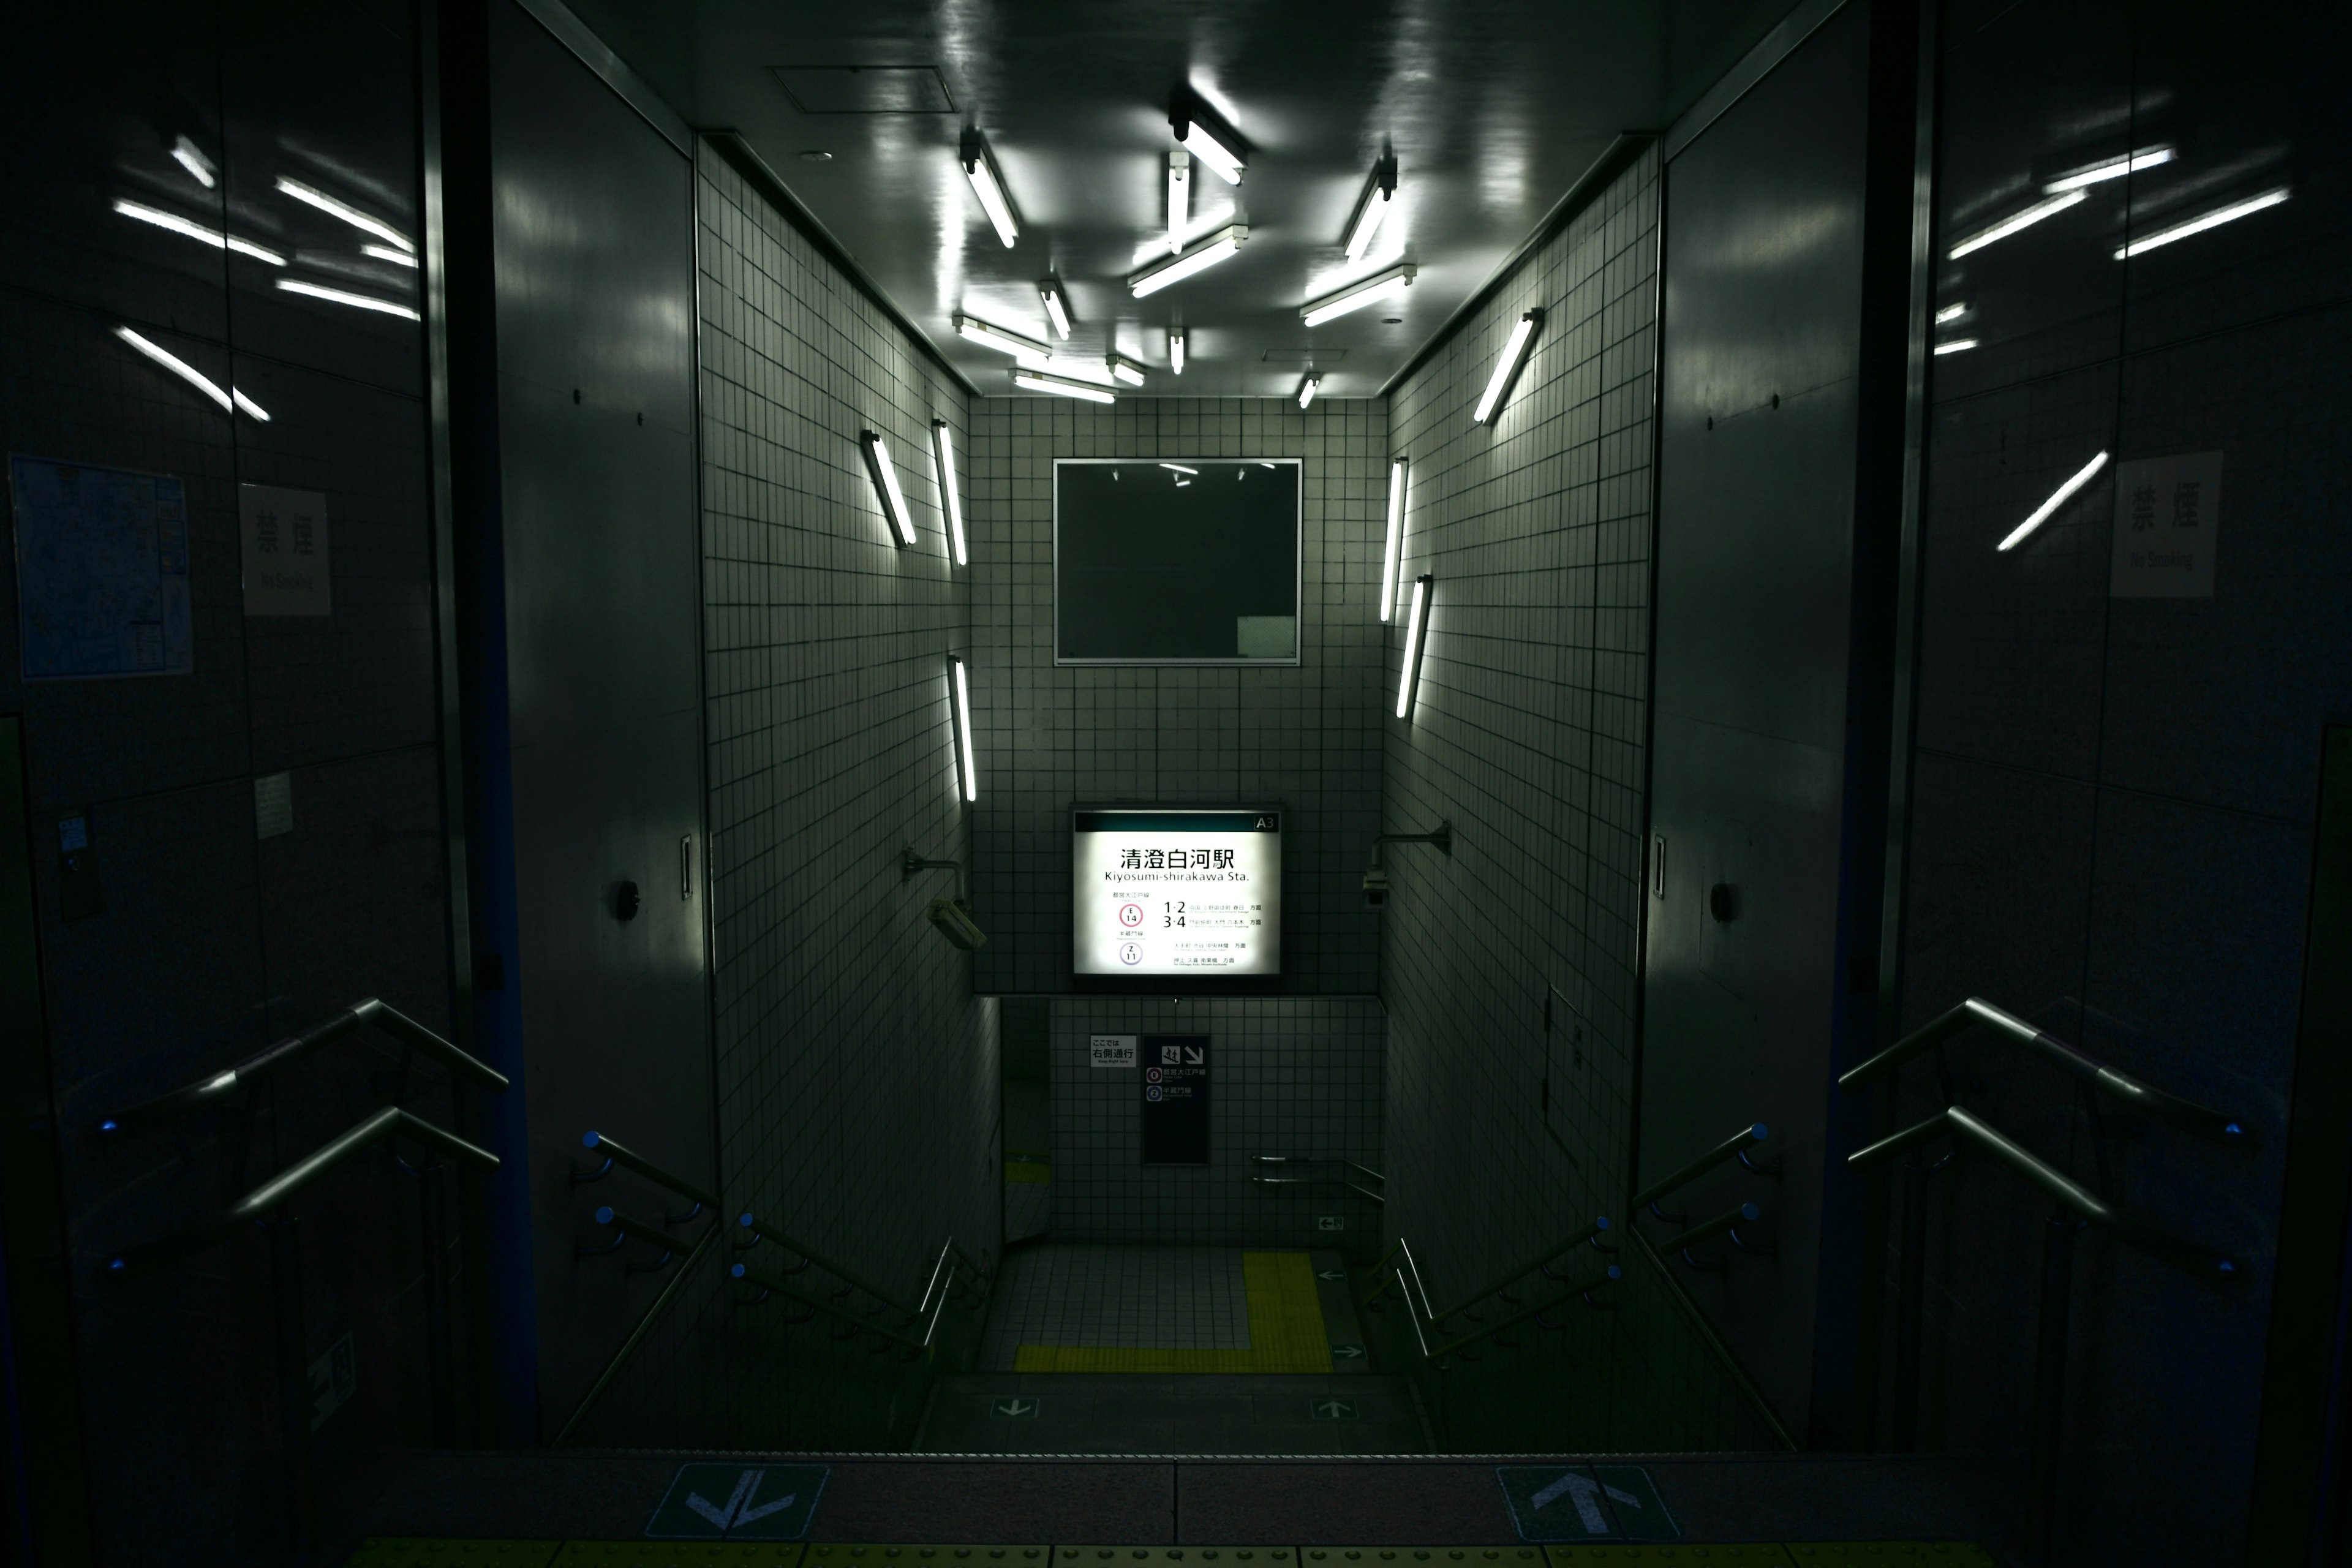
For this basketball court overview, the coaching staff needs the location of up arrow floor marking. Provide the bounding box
[1528,1471,1642,1535]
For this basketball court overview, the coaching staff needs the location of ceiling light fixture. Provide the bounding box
[1011,368,1117,404]
[2043,145,2175,194]
[113,199,286,265]
[1170,95,1246,186]
[1166,151,1191,254]
[171,135,216,189]
[1474,309,1542,425]
[1168,328,1187,374]
[1297,374,1321,409]
[115,326,268,419]
[276,278,420,320]
[953,312,1050,363]
[959,129,1020,248]
[932,418,966,567]
[948,655,978,802]
[1997,450,2110,552]
[1933,338,1978,355]
[1301,263,1416,328]
[1379,458,1408,623]
[1948,189,2085,259]
[1128,224,1247,298]
[1038,277,1071,340]
[1397,574,1433,720]
[2113,186,2290,260]
[860,430,917,548]
[276,175,413,253]
[1107,353,1148,387]
[1344,153,1399,261]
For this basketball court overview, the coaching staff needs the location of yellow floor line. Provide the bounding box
[1014,1251,1332,1373]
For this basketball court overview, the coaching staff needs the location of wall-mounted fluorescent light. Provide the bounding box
[1997,450,2109,552]
[1301,263,1415,328]
[361,243,418,268]
[1169,328,1187,374]
[1379,458,1407,622]
[952,312,1050,363]
[1934,302,1969,325]
[1166,151,1191,254]
[1948,189,2085,259]
[276,277,421,320]
[171,135,217,189]
[1344,154,1399,262]
[113,199,286,265]
[1171,100,1246,186]
[1039,277,1071,339]
[1297,374,1321,409]
[1933,339,1977,355]
[1160,463,1199,475]
[931,418,966,567]
[1474,309,1542,425]
[2114,186,2290,260]
[1129,224,1247,298]
[860,430,917,548]
[959,129,1020,248]
[116,326,268,420]
[2044,145,2174,194]
[276,176,413,253]
[1011,368,1117,404]
[1396,574,1432,720]
[1107,353,1148,387]
[948,655,978,802]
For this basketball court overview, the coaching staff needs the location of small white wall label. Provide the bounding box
[2111,451,2220,598]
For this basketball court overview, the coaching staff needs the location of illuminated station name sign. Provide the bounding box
[1072,809,1281,976]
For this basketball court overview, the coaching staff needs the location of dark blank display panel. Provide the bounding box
[1055,459,1301,664]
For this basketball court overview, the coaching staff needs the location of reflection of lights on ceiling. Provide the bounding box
[361,243,418,268]
[113,199,285,265]
[1397,574,1431,719]
[931,419,966,567]
[1128,224,1247,298]
[1172,108,1245,186]
[1159,463,1198,475]
[1474,310,1542,424]
[1168,328,1186,374]
[859,430,916,548]
[1948,190,2085,258]
[1297,374,1320,409]
[959,129,1019,248]
[275,176,413,253]
[1997,450,2109,552]
[1344,156,1399,262]
[1935,302,1969,324]
[2114,186,2290,259]
[1932,339,1978,355]
[115,326,268,419]
[1166,152,1191,255]
[171,135,217,189]
[275,278,421,320]
[1038,277,1071,339]
[1302,263,1416,328]
[1379,458,1408,624]
[1107,353,1147,387]
[1011,368,1117,403]
[2043,145,2174,194]
[952,312,1049,362]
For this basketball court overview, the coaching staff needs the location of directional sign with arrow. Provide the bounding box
[1317,1268,1346,1281]
[1330,1343,1366,1360]
[1310,1398,1357,1419]
[646,1463,827,1540]
[991,1396,1041,1418]
[1494,1464,1678,1543]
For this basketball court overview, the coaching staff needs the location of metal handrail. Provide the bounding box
[1630,1123,1771,1213]
[1849,1106,2238,1280]
[729,1261,935,1354]
[553,1221,724,1446]
[1422,1262,1624,1362]
[99,997,507,1137]
[1839,997,2244,1144]
[1662,1200,1762,1256]
[736,1210,930,1322]
[1252,1154,1386,1202]
[104,1107,498,1277]
[1363,1214,1611,1325]
[580,1131,720,1211]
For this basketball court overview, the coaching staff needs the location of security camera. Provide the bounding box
[1361,868,1389,908]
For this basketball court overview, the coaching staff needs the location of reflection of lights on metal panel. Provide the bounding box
[171,135,217,189]
[276,278,420,320]
[1379,458,1408,624]
[2043,145,2174,193]
[2113,187,2290,260]
[1948,190,2084,258]
[1128,225,1247,298]
[361,243,417,268]
[1159,463,1199,475]
[116,326,266,420]
[1300,263,1415,327]
[276,176,413,253]
[1997,451,2109,552]
[113,199,285,265]
[1934,302,1969,324]
[1932,338,1978,355]
[931,420,966,567]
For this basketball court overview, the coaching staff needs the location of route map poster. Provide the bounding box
[1072,807,1280,976]
[10,456,193,680]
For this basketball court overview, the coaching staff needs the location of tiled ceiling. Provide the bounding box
[565,0,1796,397]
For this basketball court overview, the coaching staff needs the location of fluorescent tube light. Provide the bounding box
[1948,189,2085,258]
[1175,479,1191,487]
[952,312,1050,363]
[1172,110,1246,186]
[1344,156,1398,261]
[116,327,230,412]
[276,278,420,320]
[1933,338,1978,355]
[1301,263,1415,327]
[960,130,1019,248]
[1396,574,1432,719]
[1167,152,1191,254]
[1011,369,1117,404]
[1934,302,1968,325]
[1379,458,1407,622]
[172,135,216,189]
[1169,328,1186,374]
[231,388,272,421]
[1039,277,1071,339]
[859,430,916,548]
[2044,145,2174,194]
[113,199,286,265]
[1997,450,2109,552]
[1474,309,1542,424]
[1160,463,1199,475]
[276,176,413,253]
[948,655,978,802]
[1297,374,1320,409]
[1128,224,1246,298]
[1107,353,1148,386]
[931,418,966,567]
[361,243,418,268]
[2113,186,2290,260]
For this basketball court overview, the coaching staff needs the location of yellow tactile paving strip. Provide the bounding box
[806,1547,1047,1565]
[1014,1251,1332,1373]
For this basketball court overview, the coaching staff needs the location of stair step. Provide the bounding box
[916,1374,1430,1455]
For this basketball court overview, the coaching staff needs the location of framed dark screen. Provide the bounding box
[1054,459,1302,665]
